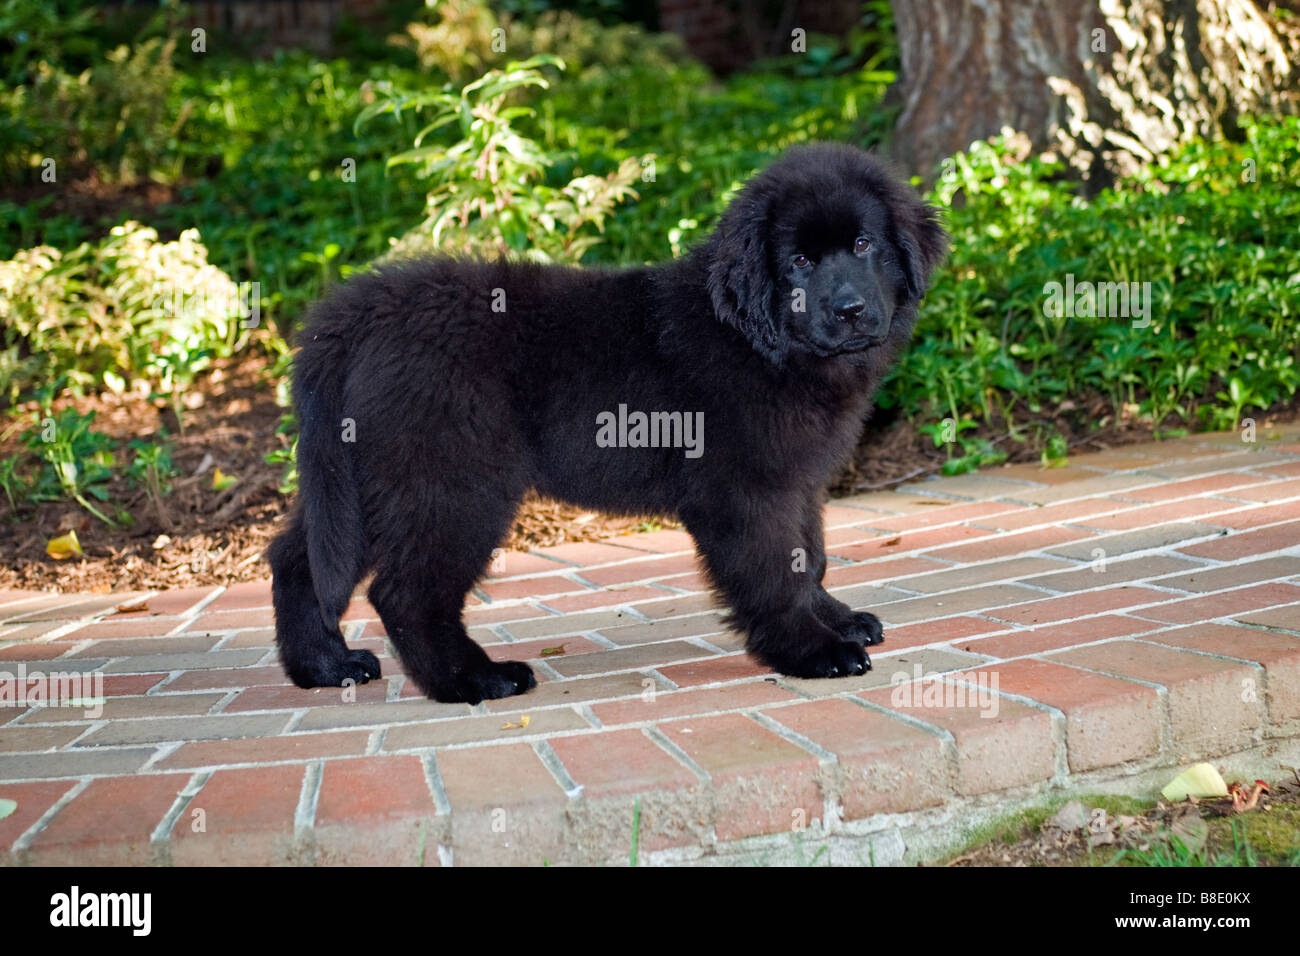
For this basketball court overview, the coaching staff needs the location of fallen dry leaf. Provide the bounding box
[1161,762,1228,801]
[501,715,531,731]
[46,530,83,560]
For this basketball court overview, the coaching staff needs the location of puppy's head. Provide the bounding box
[707,143,948,365]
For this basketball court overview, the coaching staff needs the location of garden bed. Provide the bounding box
[5,349,1294,593]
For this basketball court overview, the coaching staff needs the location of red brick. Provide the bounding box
[972,497,1140,532]
[1178,521,1300,560]
[435,744,569,865]
[163,666,291,692]
[761,698,950,818]
[1235,603,1300,631]
[543,586,675,613]
[955,614,1163,657]
[550,729,706,855]
[1228,476,1300,502]
[25,774,190,865]
[831,524,994,562]
[0,642,78,662]
[138,587,222,617]
[968,659,1160,771]
[70,634,220,658]
[658,713,822,841]
[605,530,695,554]
[0,725,85,752]
[59,616,187,640]
[631,592,722,619]
[170,764,304,865]
[478,575,591,602]
[1080,497,1239,530]
[0,779,78,858]
[650,572,710,591]
[1213,499,1300,530]
[536,541,664,565]
[223,680,395,713]
[203,580,273,612]
[482,635,607,662]
[855,500,1025,533]
[986,586,1169,626]
[461,603,552,626]
[315,756,441,866]
[341,600,379,622]
[882,616,1009,650]
[1143,623,1300,724]
[858,683,1055,795]
[484,551,573,577]
[577,554,700,587]
[822,557,946,588]
[183,609,281,633]
[1151,556,1300,593]
[157,731,372,769]
[1131,582,1300,625]
[591,680,797,725]
[656,653,769,687]
[1047,640,1263,758]
[1122,472,1274,502]
[927,525,1095,563]
[99,674,170,697]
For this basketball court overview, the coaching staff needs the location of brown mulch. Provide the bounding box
[1,174,183,241]
[0,352,649,592]
[1,349,1296,594]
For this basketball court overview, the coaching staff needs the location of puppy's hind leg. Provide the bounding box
[366,488,535,705]
[268,512,381,688]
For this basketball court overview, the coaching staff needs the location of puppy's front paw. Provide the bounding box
[772,639,872,679]
[434,659,536,705]
[836,611,884,646]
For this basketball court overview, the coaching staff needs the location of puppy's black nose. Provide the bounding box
[832,296,866,322]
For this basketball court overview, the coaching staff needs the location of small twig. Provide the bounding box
[851,464,934,492]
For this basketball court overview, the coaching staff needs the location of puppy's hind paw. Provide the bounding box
[434,659,536,705]
[838,611,884,646]
[342,649,383,683]
[286,648,382,689]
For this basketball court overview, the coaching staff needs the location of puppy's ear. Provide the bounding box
[892,197,949,301]
[706,187,786,364]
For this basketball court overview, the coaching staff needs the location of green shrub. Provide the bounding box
[357,55,647,261]
[888,115,1300,441]
[0,221,247,412]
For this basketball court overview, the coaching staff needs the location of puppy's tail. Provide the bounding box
[268,329,366,687]
[292,332,366,626]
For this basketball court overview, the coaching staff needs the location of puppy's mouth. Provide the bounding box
[815,334,885,356]
[837,334,884,352]
[790,325,887,358]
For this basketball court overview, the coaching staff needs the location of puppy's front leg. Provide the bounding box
[683,499,871,679]
[800,498,885,647]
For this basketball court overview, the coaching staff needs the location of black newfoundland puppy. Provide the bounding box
[268,143,948,704]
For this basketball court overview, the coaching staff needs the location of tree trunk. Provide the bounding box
[887,0,1300,182]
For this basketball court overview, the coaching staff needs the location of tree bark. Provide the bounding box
[887,0,1300,182]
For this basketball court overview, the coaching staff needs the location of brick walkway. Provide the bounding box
[2,429,1299,865]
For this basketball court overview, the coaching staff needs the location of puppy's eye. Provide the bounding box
[853,237,872,255]
[792,253,811,269]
